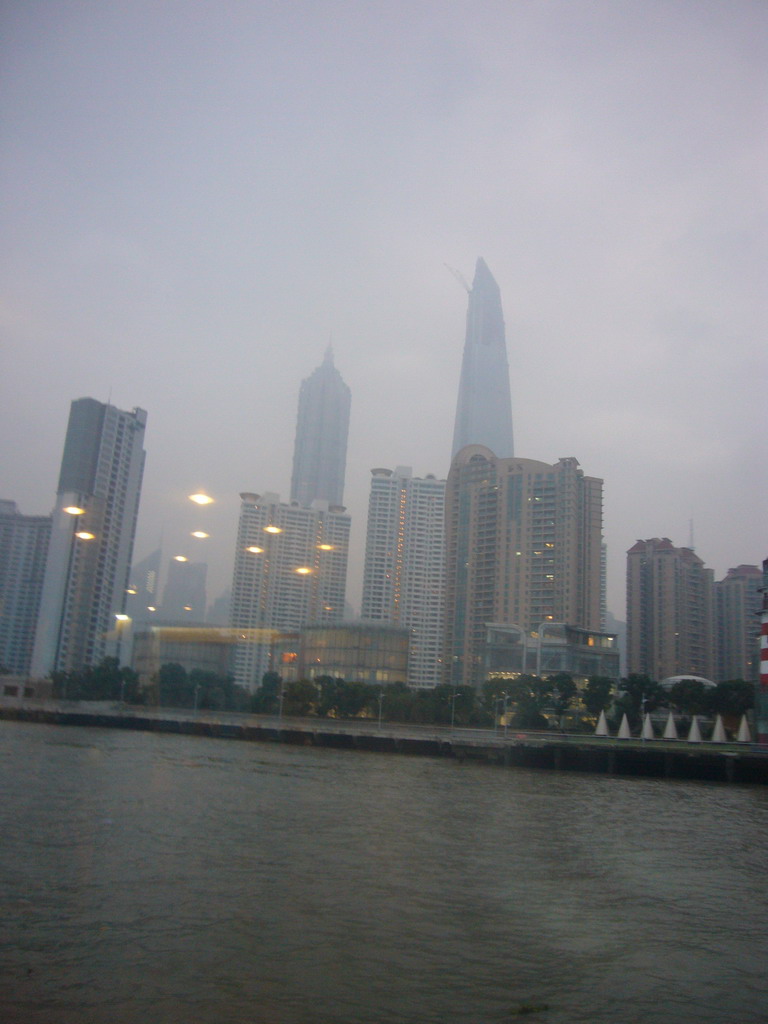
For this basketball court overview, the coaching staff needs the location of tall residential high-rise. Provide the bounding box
[444,446,603,688]
[229,492,350,690]
[361,467,445,688]
[290,347,351,508]
[451,258,514,459]
[714,564,762,682]
[626,538,714,682]
[31,398,147,676]
[0,501,51,675]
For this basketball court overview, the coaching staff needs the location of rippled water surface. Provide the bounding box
[1,720,767,1024]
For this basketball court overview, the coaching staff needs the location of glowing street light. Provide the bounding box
[63,505,85,515]
[264,525,282,534]
[174,555,188,562]
[294,567,312,575]
[191,531,209,539]
[75,530,95,540]
[246,545,264,554]
[188,493,214,505]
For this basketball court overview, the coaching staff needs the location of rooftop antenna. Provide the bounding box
[444,263,471,293]
[688,517,695,551]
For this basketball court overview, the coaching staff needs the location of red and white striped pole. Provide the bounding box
[758,557,768,745]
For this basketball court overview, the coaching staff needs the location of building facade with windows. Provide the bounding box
[0,501,51,675]
[31,398,147,676]
[714,564,762,682]
[444,446,603,688]
[361,467,445,687]
[273,622,410,686]
[229,492,350,690]
[626,538,714,682]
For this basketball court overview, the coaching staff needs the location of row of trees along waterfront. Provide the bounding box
[49,661,755,734]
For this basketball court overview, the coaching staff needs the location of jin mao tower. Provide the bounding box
[290,347,351,508]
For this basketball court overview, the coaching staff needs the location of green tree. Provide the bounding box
[708,680,754,719]
[668,678,709,716]
[283,679,319,717]
[548,673,577,716]
[583,676,615,716]
[251,671,281,713]
[157,662,192,707]
[613,673,663,728]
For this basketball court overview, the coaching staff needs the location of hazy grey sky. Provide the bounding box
[2,0,766,619]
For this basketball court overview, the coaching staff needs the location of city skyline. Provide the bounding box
[2,2,765,622]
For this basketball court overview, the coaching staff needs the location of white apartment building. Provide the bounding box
[230,492,350,691]
[361,467,445,688]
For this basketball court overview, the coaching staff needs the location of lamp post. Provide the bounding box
[378,691,385,731]
[450,689,459,731]
[640,692,647,741]
[495,694,506,735]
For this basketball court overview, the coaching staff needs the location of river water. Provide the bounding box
[1,720,766,1024]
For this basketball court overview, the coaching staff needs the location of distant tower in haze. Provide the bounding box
[290,347,351,508]
[451,258,514,459]
[161,559,207,622]
[31,398,147,675]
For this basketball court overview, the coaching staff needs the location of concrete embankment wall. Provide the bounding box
[3,704,768,785]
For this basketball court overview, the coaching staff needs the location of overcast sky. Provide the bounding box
[2,0,766,620]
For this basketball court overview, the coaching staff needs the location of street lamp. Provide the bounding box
[378,691,385,730]
[495,694,507,734]
[450,690,459,731]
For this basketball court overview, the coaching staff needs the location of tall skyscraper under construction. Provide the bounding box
[31,398,147,675]
[451,258,514,459]
[290,347,351,508]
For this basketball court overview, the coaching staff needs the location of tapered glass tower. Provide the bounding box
[290,347,351,508]
[451,258,514,459]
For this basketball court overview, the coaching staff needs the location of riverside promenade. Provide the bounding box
[2,698,767,785]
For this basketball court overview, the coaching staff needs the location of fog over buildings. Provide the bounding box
[2,2,766,626]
